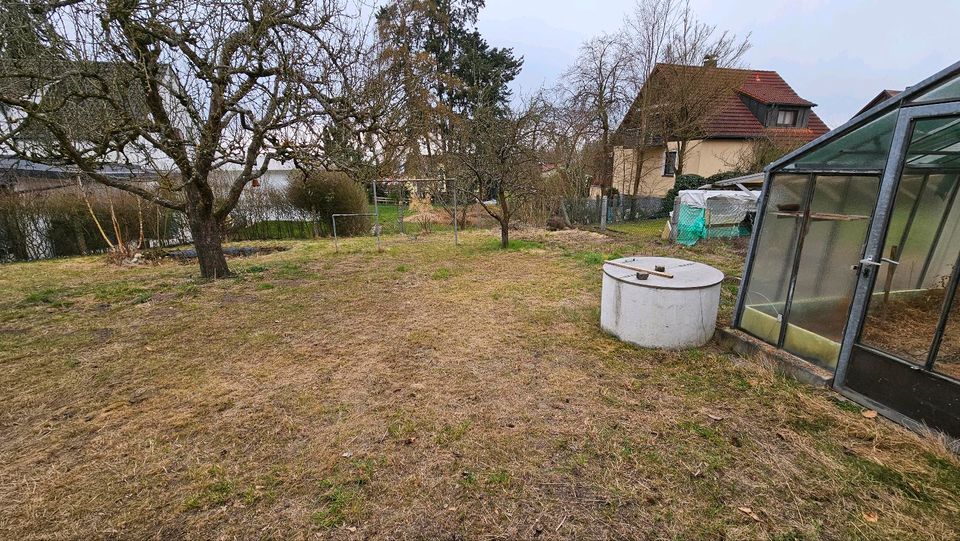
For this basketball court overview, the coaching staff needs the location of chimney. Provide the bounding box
[703,54,718,68]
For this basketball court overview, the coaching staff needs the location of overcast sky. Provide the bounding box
[476,0,960,129]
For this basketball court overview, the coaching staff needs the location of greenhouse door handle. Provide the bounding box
[857,257,899,276]
[859,257,899,267]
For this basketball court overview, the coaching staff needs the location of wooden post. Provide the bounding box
[882,245,899,307]
[600,196,608,230]
[603,260,674,279]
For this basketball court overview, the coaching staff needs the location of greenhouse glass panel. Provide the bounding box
[878,173,926,288]
[922,174,960,288]
[933,284,960,381]
[858,118,960,365]
[903,116,960,170]
[911,72,960,104]
[782,175,879,368]
[739,174,809,344]
[784,110,897,170]
[882,174,958,290]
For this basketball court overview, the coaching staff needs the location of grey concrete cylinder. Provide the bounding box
[600,256,724,349]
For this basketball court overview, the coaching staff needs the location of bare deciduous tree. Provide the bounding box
[561,33,632,190]
[541,89,596,198]
[451,102,543,248]
[554,0,750,200]
[0,0,367,278]
[622,0,750,186]
[621,0,680,196]
[729,131,808,173]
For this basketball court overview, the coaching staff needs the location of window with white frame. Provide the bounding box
[776,109,798,127]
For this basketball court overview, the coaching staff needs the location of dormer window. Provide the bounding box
[776,109,799,127]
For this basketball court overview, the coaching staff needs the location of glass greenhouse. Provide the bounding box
[734,62,960,438]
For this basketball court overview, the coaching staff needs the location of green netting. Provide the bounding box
[675,204,751,246]
[676,205,706,246]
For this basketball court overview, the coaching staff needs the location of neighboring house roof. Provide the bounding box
[615,63,830,144]
[0,155,155,192]
[856,89,903,116]
[736,70,816,106]
[705,93,829,139]
[218,159,297,172]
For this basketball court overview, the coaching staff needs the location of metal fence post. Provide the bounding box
[398,185,405,234]
[332,215,339,252]
[451,179,459,246]
[600,196,608,230]
[371,180,382,251]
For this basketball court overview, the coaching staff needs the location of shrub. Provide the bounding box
[286,171,369,236]
[658,174,705,216]
[0,186,182,261]
[704,170,744,184]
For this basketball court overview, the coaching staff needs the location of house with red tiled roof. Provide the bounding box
[856,89,902,116]
[607,61,830,197]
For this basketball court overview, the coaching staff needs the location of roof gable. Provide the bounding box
[856,89,902,117]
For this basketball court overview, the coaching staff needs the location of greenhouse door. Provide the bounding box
[737,173,880,369]
[838,104,960,438]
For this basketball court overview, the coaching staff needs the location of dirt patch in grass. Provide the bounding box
[546,228,613,244]
[0,224,958,540]
[158,245,289,261]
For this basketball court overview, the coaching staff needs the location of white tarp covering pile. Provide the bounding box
[677,189,760,207]
[669,189,761,245]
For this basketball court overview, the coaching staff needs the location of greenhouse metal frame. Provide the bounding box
[733,60,960,438]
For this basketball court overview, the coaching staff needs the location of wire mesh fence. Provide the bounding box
[2,185,667,262]
[563,195,663,227]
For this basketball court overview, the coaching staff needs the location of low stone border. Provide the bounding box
[715,327,834,388]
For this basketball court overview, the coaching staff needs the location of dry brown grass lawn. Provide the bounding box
[1,222,959,540]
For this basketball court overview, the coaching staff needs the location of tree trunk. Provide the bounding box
[631,148,642,197]
[189,212,231,279]
[600,120,611,188]
[73,220,88,255]
[498,186,510,248]
[458,204,469,229]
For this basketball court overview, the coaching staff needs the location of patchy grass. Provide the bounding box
[484,469,512,489]
[608,219,666,237]
[0,225,957,540]
[20,286,73,307]
[430,267,452,280]
[478,237,545,252]
[436,420,472,445]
